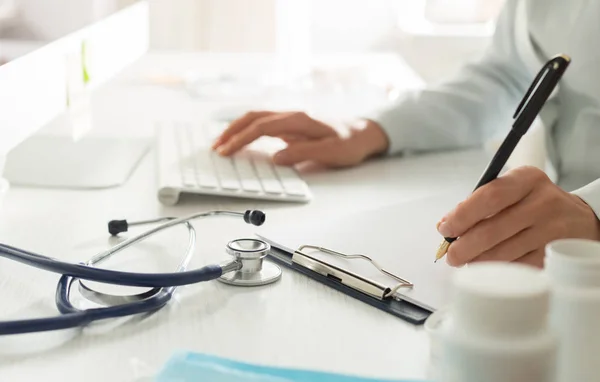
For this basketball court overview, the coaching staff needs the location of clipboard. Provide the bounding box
[264,244,432,325]
[256,192,464,325]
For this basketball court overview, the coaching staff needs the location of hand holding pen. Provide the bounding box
[434,55,600,268]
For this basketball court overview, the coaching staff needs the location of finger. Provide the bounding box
[464,227,537,265]
[273,139,347,166]
[513,249,545,268]
[471,220,557,265]
[216,113,291,155]
[278,134,309,144]
[438,166,545,238]
[218,113,335,155]
[212,111,276,148]
[445,196,538,265]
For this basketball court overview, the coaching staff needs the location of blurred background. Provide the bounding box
[0,0,506,84]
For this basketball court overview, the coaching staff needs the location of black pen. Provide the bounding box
[435,54,571,262]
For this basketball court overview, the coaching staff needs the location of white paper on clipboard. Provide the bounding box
[257,191,466,312]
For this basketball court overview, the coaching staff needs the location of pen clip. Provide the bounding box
[512,54,571,122]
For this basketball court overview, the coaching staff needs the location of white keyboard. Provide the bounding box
[155,122,312,205]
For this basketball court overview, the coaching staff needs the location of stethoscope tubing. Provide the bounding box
[0,242,223,287]
[0,276,175,335]
[0,209,264,336]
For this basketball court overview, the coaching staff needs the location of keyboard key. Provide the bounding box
[180,155,198,187]
[188,131,218,188]
[205,122,227,139]
[177,124,195,161]
[274,165,307,196]
[233,154,262,193]
[189,128,209,150]
[254,160,284,194]
[196,165,219,189]
[212,154,241,190]
[175,124,198,186]
[182,171,197,187]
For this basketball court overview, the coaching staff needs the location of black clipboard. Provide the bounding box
[266,245,432,325]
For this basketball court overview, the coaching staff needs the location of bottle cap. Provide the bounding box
[450,262,549,337]
[545,239,600,288]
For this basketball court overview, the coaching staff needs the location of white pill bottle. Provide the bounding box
[437,262,557,382]
[545,238,600,382]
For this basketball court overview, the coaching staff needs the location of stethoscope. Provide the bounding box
[0,210,281,336]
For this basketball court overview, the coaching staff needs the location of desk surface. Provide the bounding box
[0,52,487,381]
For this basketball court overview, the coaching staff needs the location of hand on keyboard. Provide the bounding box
[211,111,389,168]
[156,122,312,204]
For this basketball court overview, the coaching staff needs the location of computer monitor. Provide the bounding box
[0,0,151,188]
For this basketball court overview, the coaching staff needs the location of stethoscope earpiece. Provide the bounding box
[108,219,129,236]
[243,210,266,226]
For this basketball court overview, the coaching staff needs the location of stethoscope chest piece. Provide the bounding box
[218,238,281,286]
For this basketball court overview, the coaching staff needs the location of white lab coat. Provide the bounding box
[369,0,600,218]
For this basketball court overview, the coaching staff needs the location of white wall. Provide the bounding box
[145,0,400,53]
[147,0,284,52]
[308,0,399,52]
[10,0,119,40]
[147,0,201,50]
[4,0,500,84]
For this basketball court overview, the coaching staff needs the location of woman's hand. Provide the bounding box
[437,166,600,268]
[212,111,389,168]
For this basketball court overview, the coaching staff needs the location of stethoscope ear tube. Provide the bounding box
[107,209,265,236]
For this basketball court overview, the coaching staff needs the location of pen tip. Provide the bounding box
[434,240,450,262]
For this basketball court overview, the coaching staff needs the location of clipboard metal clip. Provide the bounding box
[291,245,413,300]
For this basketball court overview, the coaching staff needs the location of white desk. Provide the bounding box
[0,52,488,381]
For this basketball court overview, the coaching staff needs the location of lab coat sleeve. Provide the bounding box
[367,0,532,155]
[571,179,600,221]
